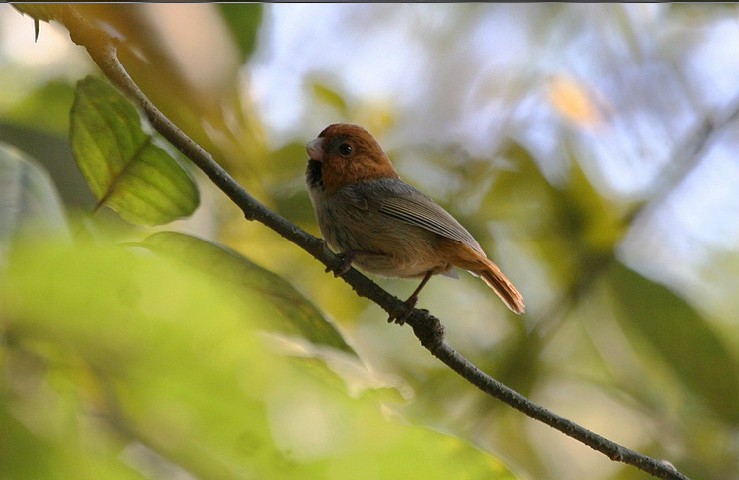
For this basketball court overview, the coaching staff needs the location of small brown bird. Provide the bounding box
[306,124,524,320]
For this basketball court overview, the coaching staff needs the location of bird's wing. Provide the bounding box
[379,192,481,250]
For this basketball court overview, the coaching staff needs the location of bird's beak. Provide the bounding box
[306,137,324,161]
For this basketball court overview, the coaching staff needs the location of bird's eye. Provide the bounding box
[338,143,353,157]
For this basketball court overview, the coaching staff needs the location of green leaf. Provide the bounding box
[141,231,357,356]
[0,405,146,480]
[608,262,739,423]
[485,139,626,287]
[0,143,68,264]
[485,139,580,285]
[4,79,75,135]
[1,238,274,479]
[70,76,199,225]
[486,139,554,224]
[217,4,264,62]
[561,142,627,254]
[1,237,519,480]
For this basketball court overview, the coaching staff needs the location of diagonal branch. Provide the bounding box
[52,7,691,480]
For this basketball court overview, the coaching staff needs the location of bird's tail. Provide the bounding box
[477,257,525,314]
[437,239,525,314]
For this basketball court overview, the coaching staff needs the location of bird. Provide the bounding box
[305,123,524,322]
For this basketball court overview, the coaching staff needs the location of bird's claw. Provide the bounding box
[387,296,420,325]
[325,252,354,277]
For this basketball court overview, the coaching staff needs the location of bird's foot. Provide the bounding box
[325,251,355,277]
[387,295,420,325]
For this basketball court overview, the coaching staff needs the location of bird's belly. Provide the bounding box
[321,215,449,278]
[352,247,449,278]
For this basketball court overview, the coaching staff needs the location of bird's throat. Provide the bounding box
[306,159,324,191]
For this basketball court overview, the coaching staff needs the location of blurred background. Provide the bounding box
[1,4,738,480]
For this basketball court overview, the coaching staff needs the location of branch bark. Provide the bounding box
[52,7,691,480]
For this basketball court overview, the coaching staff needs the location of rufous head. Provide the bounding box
[306,124,399,192]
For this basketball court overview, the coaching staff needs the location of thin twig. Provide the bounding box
[52,7,691,480]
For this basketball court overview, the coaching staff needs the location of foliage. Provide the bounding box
[1,234,515,480]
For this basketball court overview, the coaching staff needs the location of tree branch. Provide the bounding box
[54,7,691,480]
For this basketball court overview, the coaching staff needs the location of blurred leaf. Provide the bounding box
[0,124,94,208]
[485,139,626,291]
[217,4,264,62]
[11,4,70,43]
[486,139,555,227]
[564,157,625,254]
[486,139,581,286]
[311,80,349,115]
[608,262,739,424]
[0,143,68,264]
[1,238,274,479]
[0,236,518,480]
[141,231,357,356]
[70,76,199,225]
[0,405,145,480]
[267,140,317,225]
[3,79,75,135]
[11,4,65,23]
